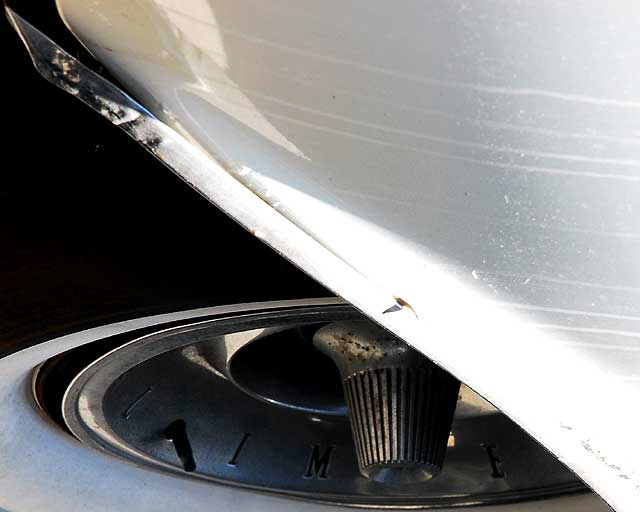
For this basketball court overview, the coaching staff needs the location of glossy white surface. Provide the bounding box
[56,1,640,510]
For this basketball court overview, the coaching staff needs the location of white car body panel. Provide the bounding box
[55,1,640,510]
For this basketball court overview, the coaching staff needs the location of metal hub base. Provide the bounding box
[48,301,585,508]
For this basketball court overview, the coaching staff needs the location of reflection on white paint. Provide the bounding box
[59,0,309,160]
[155,0,310,160]
[157,0,228,70]
[56,1,640,510]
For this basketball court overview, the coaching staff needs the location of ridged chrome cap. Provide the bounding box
[313,320,460,483]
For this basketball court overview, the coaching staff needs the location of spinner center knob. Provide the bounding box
[313,320,460,484]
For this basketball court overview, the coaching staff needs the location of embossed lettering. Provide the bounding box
[228,433,251,466]
[164,419,196,472]
[481,443,505,478]
[122,386,153,420]
[304,444,335,479]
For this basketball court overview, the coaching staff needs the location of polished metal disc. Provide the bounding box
[59,301,584,508]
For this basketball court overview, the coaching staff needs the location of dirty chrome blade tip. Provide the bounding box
[6,8,74,87]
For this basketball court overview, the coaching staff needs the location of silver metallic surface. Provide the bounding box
[62,302,584,508]
[314,321,460,483]
[0,302,604,511]
[50,3,640,508]
[7,6,632,510]
[205,316,492,419]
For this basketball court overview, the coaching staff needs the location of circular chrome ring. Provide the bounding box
[60,300,585,508]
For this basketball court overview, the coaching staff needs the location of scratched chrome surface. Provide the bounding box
[54,1,640,510]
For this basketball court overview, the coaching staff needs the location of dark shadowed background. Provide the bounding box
[0,3,328,356]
